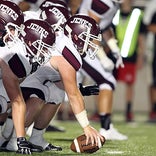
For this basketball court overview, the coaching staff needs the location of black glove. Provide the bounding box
[17,137,32,154]
[17,137,43,154]
[79,83,99,96]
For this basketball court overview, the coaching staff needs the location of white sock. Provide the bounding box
[0,125,3,137]
[26,123,34,137]
[29,128,48,149]
[0,125,7,146]
[2,118,14,139]
[6,129,17,151]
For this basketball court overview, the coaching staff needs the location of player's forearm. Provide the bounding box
[68,91,85,114]
[68,91,90,128]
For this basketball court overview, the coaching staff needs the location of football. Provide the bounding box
[70,134,105,153]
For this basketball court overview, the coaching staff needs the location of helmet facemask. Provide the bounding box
[51,16,66,32]
[64,15,101,60]
[78,29,101,59]
[24,37,55,65]
[3,23,24,48]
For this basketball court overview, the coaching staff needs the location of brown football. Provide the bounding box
[70,134,105,153]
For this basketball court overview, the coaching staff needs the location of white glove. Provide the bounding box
[107,38,124,68]
[113,52,124,68]
[97,46,114,71]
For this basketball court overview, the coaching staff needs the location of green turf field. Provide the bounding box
[0,112,155,156]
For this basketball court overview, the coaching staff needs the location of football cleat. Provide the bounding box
[99,124,128,141]
[44,143,62,151]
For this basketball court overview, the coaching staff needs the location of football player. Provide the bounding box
[1,4,70,152]
[20,14,104,149]
[1,3,103,152]
[0,0,56,154]
[75,0,127,140]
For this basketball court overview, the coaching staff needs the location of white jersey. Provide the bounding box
[79,0,119,30]
[0,40,32,102]
[0,40,32,78]
[27,0,43,11]
[8,0,22,5]
[20,32,82,104]
[23,10,41,21]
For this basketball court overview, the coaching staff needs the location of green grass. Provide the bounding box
[0,112,156,156]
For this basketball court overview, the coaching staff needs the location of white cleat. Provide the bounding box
[99,124,128,141]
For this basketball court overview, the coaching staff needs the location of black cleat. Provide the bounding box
[44,143,62,151]
[17,137,43,154]
[28,141,43,152]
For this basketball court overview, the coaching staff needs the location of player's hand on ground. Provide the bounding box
[83,125,104,146]
[16,137,32,154]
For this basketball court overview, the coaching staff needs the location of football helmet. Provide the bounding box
[40,5,71,32]
[20,19,56,65]
[40,0,68,10]
[0,0,24,47]
[64,14,101,59]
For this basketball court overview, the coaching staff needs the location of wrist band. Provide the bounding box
[75,110,89,128]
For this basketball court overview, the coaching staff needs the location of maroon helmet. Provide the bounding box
[20,19,56,65]
[64,14,101,59]
[40,5,71,32]
[0,0,24,47]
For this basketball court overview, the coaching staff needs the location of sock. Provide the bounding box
[152,102,156,112]
[26,123,34,136]
[0,124,6,145]
[29,127,48,149]
[99,113,111,130]
[6,129,18,151]
[126,101,132,113]
[0,125,3,137]
[2,117,14,139]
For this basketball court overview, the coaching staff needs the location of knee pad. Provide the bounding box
[99,84,113,91]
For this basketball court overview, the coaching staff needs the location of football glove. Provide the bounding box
[107,38,124,68]
[113,52,124,68]
[16,137,43,154]
[79,83,99,96]
[17,137,31,154]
